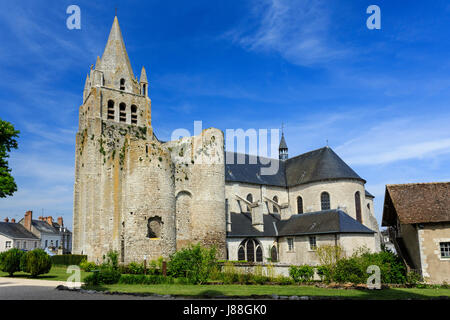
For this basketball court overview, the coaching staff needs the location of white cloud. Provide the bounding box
[226,0,349,66]
[336,117,450,166]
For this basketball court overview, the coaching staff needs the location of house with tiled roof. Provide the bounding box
[0,218,40,253]
[382,182,450,284]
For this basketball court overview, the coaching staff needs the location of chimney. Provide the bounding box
[57,216,63,227]
[24,211,32,231]
[4,217,9,223]
[11,218,15,223]
[46,216,53,226]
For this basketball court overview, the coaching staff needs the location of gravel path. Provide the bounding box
[0,277,170,300]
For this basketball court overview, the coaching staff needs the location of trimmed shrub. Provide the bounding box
[167,243,217,284]
[51,254,87,266]
[98,269,121,284]
[20,249,52,277]
[289,265,315,283]
[0,248,24,276]
[118,274,174,285]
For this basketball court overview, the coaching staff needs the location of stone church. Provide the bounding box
[73,17,381,265]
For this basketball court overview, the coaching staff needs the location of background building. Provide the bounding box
[0,218,40,252]
[382,182,450,284]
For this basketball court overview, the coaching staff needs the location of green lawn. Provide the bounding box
[86,283,450,300]
[2,268,449,299]
[0,265,89,281]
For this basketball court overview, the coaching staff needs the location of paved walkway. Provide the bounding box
[0,277,165,300]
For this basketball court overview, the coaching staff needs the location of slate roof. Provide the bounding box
[225,152,286,187]
[32,220,60,235]
[228,210,375,238]
[227,212,281,237]
[365,190,375,198]
[225,147,365,187]
[382,182,450,226]
[0,222,39,240]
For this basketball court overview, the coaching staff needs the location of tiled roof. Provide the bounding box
[382,182,450,226]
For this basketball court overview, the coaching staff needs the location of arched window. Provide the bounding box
[237,239,263,262]
[355,191,362,223]
[238,247,245,261]
[321,192,330,210]
[107,100,115,120]
[131,105,137,124]
[119,102,126,122]
[120,78,125,90]
[297,196,303,214]
[256,246,263,262]
[246,193,253,212]
[270,246,278,262]
[147,216,162,238]
[142,84,147,96]
[273,196,279,213]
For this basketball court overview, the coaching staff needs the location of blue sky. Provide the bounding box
[1,0,450,230]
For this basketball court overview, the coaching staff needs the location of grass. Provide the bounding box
[0,265,90,281]
[2,268,449,300]
[84,283,450,300]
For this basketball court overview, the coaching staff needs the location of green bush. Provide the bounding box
[127,262,146,275]
[273,275,294,285]
[406,270,423,286]
[51,254,87,266]
[102,250,119,270]
[118,274,174,285]
[0,248,24,276]
[83,271,100,286]
[333,257,365,284]
[20,249,52,277]
[79,259,97,272]
[99,269,121,284]
[316,265,332,283]
[289,265,315,283]
[167,243,217,284]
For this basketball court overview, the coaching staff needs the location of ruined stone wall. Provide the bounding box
[165,128,226,258]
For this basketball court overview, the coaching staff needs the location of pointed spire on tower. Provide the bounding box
[140,66,148,83]
[100,16,134,80]
[95,56,101,70]
[279,123,288,160]
[84,74,90,88]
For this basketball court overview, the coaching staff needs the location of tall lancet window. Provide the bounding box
[120,78,125,90]
[119,103,126,122]
[355,191,362,223]
[131,105,137,124]
[107,100,115,120]
[297,196,303,214]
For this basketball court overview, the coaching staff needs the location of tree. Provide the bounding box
[0,118,19,198]
[0,248,24,276]
[20,249,52,277]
